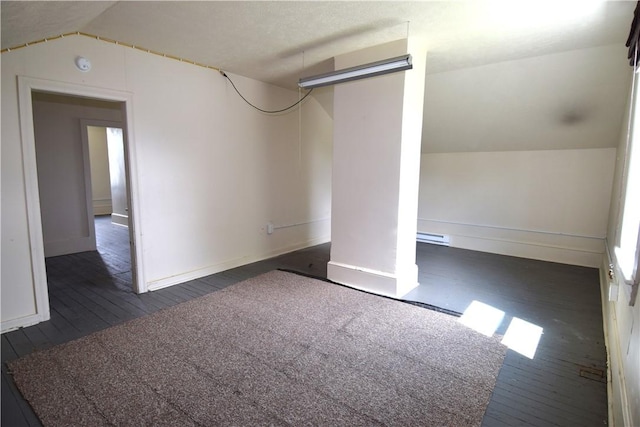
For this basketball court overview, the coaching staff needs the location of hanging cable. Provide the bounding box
[219,71,313,114]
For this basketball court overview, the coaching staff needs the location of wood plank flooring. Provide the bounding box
[2,216,607,426]
[406,244,607,426]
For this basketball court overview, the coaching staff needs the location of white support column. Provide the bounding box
[328,38,427,298]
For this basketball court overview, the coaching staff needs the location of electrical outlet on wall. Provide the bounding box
[267,222,274,235]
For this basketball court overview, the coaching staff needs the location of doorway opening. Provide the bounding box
[16,76,144,327]
[86,126,128,227]
[31,91,137,294]
[86,124,133,290]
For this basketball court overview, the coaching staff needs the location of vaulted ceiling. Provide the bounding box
[1,1,635,89]
[2,1,636,153]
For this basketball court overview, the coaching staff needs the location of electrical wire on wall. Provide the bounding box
[219,70,313,114]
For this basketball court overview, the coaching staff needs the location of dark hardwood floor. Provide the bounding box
[2,216,607,426]
[407,244,607,426]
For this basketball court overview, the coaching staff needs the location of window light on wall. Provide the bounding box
[615,20,640,304]
[614,64,640,303]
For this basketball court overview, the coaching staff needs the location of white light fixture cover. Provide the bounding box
[75,56,92,72]
[298,54,412,89]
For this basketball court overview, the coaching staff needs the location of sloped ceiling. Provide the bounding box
[1,1,636,152]
[1,1,635,88]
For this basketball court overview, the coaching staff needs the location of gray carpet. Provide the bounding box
[9,270,506,426]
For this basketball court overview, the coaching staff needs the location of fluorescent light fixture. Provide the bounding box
[298,54,412,89]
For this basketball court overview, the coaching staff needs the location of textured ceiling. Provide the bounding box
[1,1,636,89]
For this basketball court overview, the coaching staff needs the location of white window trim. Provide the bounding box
[614,61,640,304]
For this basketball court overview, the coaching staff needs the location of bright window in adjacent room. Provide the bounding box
[615,66,640,288]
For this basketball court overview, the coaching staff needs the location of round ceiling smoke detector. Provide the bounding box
[75,56,92,72]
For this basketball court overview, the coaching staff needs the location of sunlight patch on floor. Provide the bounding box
[501,317,543,359]
[459,300,543,359]
[458,300,505,337]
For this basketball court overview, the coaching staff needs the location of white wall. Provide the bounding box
[1,35,332,330]
[88,126,113,215]
[602,68,640,427]
[330,40,407,275]
[418,45,629,267]
[418,149,616,266]
[328,39,426,298]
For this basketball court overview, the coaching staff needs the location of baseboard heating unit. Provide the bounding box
[416,232,450,246]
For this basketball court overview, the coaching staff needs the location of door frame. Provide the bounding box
[18,77,146,324]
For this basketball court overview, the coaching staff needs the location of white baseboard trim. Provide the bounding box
[600,260,616,427]
[1,311,49,334]
[418,219,604,267]
[93,199,112,216]
[327,261,418,299]
[147,235,330,292]
[111,213,128,227]
[93,207,112,216]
